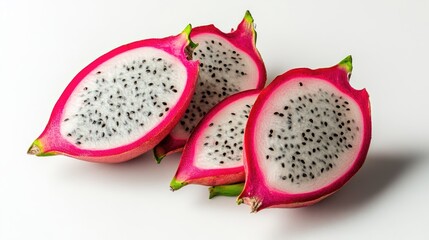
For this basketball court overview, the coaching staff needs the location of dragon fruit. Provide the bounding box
[170,90,260,190]
[27,25,199,163]
[237,56,372,212]
[154,11,266,162]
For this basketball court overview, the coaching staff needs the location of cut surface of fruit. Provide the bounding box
[28,25,199,163]
[238,56,371,212]
[170,90,260,190]
[154,11,266,161]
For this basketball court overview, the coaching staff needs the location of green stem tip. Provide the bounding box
[170,178,187,191]
[338,55,353,73]
[243,10,254,24]
[208,183,245,199]
[153,150,165,164]
[27,140,42,155]
[181,24,198,52]
[27,139,55,157]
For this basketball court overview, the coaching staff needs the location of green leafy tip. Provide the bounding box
[181,24,198,50]
[170,178,187,191]
[244,10,254,24]
[241,10,257,43]
[208,183,245,199]
[153,150,164,164]
[27,139,43,155]
[338,55,353,73]
[27,139,55,156]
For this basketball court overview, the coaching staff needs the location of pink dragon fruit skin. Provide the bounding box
[27,26,199,163]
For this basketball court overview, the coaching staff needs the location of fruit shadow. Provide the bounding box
[276,148,424,232]
[58,151,181,189]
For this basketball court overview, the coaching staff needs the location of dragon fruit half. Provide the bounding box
[27,25,199,163]
[154,11,266,162]
[170,90,260,191]
[237,56,372,211]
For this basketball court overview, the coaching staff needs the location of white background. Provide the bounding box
[1,0,429,239]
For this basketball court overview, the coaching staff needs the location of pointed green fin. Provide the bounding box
[153,149,164,164]
[242,10,257,43]
[243,10,254,24]
[208,183,244,199]
[338,55,353,73]
[181,24,198,59]
[170,177,188,191]
[27,139,56,156]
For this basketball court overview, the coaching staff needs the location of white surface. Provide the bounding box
[1,0,428,239]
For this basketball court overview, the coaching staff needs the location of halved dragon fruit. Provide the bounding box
[154,11,266,162]
[238,56,371,212]
[170,90,260,190]
[27,25,199,163]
